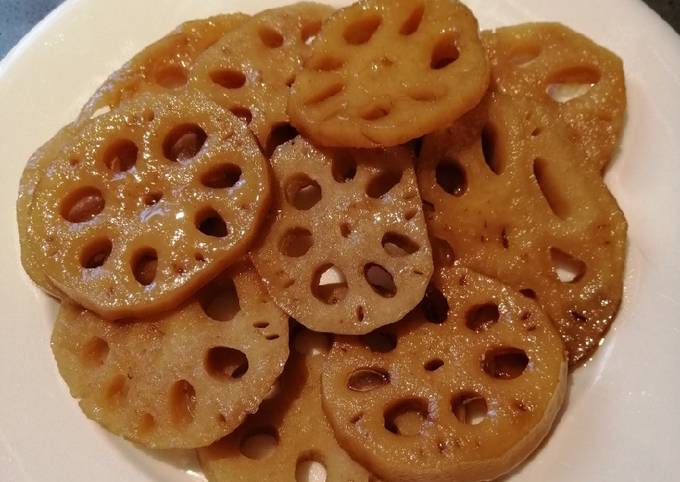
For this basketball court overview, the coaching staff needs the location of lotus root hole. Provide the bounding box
[199,276,241,321]
[154,64,188,89]
[509,43,541,66]
[296,454,327,482]
[305,82,344,105]
[344,14,382,45]
[432,237,456,266]
[482,347,529,380]
[424,358,444,371]
[201,163,242,189]
[431,34,459,69]
[331,152,357,183]
[195,208,228,238]
[482,124,503,175]
[550,247,586,283]
[230,107,253,123]
[421,286,449,324]
[384,398,429,436]
[240,428,279,460]
[340,223,352,238]
[364,264,396,298]
[266,334,280,341]
[205,347,249,380]
[466,303,500,332]
[366,170,403,199]
[138,413,156,434]
[520,288,537,299]
[360,331,397,353]
[348,368,390,392]
[280,228,314,257]
[131,248,158,286]
[80,237,113,269]
[81,336,109,367]
[301,19,322,44]
[533,158,571,219]
[170,379,197,425]
[163,123,207,162]
[361,104,391,121]
[294,330,331,356]
[382,232,419,257]
[285,174,322,210]
[312,264,348,305]
[143,191,163,206]
[452,392,488,425]
[105,374,128,407]
[356,305,365,321]
[309,55,344,71]
[210,69,246,89]
[258,26,284,48]
[266,123,299,157]
[400,3,425,35]
[103,138,138,172]
[436,159,467,196]
[546,66,601,103]
[61,186,105,223]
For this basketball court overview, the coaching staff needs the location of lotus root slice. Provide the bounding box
[288,0,490,147]
[417,93,627,366]
[51,262,289,449]
[199,327,372,482]
[321,266,567,482]
[483,22,626,172]
[251,136,433,335]
[30,90,271,319]
[79,14,249,122]
[189,3,334,153]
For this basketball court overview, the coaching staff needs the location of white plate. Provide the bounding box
[1,0,679,480]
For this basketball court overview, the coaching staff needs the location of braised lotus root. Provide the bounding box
[17,124,76,298]
[30,90,271,319]
[51,263,289,449]
[483,23,626,173]
[79,14,249,122]
[189,3,334,152]
[251,136,433,335]
[199,328,372,482]
[321,266,567,482]
[288,0,490,148]
[417,93,627,366]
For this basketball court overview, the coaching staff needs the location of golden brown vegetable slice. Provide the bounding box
[51,262,289,449]
[417,93,627,366]
[30,90,271,320]
[322,266,567,482]
[199,328,372,482]
[79,14,249,121]
[288,0,489,147]
[251,136,433,335]
[189,3,334,152]
[17,124,76,298]
[483,23,626,173]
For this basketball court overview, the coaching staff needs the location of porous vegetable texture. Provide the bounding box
[199,328,373,482]
[51,262,289,449]
[79,14,249,122]
[288,0,489,147]
[483,23,626,173]
[251,136,433,335]
[189,2,334,154]
[417,93,627,366]
[29,90,271,320]
[322,266,567,482]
